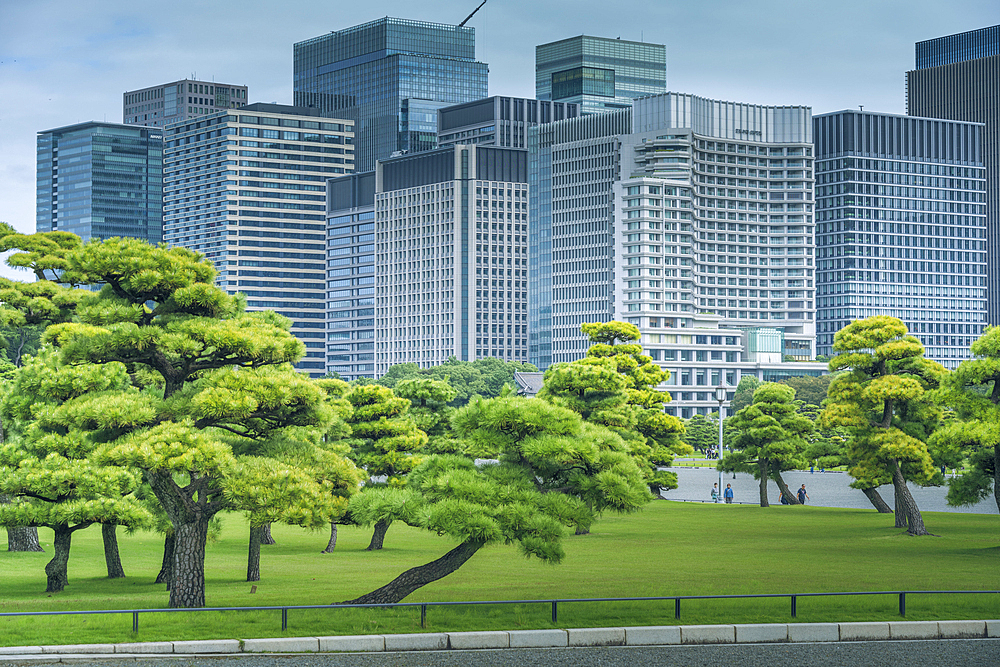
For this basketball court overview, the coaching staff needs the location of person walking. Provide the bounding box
[797,484,809,504]
[711,483,719,502]
[724,483,734,504]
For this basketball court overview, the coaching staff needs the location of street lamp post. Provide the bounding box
[715,384,727,503]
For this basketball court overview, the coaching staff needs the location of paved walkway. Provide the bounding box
[1,619,996,663]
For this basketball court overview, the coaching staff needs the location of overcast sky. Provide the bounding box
[0,0,995,273]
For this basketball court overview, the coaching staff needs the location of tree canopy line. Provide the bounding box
[0,228,996,608]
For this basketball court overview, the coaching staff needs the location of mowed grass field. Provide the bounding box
[1,501,998,646]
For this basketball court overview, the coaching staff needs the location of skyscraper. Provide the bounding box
[162,103,354,376]
[293,17,489,172]
[907,25,1000,321]
[36,121,163,244]
[535,36,666,115]
[123,79,249,128]
[373,144,529,375]
[814,110,987,368]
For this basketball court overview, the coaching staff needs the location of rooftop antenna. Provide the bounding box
[459,0,487,27]
[859,105,864,111]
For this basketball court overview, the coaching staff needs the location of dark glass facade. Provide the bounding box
[36,122,163,244]
[294,17,488,172]
[915,24,999,69]
[814,111,987,368]
[536,36,665,115]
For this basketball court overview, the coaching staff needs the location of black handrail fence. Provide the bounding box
[2,590,997,634]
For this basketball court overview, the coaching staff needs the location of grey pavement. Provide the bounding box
[663,465,999,514]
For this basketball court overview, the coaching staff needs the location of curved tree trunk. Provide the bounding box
[758,458,769,507]
[771,470,800,505]
[247,524,263,582]
[344,540,484,605]
[894,482,908,528]
[321,523,338,553]
[169,517,210,608]
[891,460,930,536]
[155,534,175,587]
[45,524,84,593]
[366,518,391,551]
[861,486,894,513]
[102,523,126,579]
[260,523,275,545]
[2,495,44,552]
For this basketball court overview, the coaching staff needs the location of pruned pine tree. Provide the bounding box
[930,325,1000,513]
[538,321,690,504]
[0,225,92,553]
[17,236,350,608]
[394,378,461,454]
[343,396,649,604]
[0,350,152,591]
[345,384,427,550]
[721,383,813,506]
[821,316,943,535]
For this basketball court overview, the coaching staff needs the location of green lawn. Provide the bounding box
[1,502,998,646]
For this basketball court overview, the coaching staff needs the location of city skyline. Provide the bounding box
[0,0,994,266]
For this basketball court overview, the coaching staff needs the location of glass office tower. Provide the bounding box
[536,35,666,115]
[294,17,489,172]
[36,121,163,243]
[814,110,987,369]
[907,25,1000,322]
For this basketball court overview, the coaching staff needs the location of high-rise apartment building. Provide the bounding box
[536,36,666,115]
[528,92,821,415]
[293,17,489,172]
[373,144,529,375]
[162,103,354,376]
[907,25,1000,321]
[437,96,579,150]
[326,171,376,381]
[37,121,163,244]
[813,110,987,368]
[123,79,249,128]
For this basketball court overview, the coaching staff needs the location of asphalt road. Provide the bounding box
[4,641,998,667]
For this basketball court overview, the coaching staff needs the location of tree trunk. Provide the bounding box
[7,526,44,552]
[169,517,211,608]
[891,460,930,536]
[366,518,391,551]
[247,524,263,582]
[861,486,894,513]
[45,525,79,593]
[758,458,769,507]
[155,534,175,587]
[102,523,126,579]
[260,523,275,545]
[894,482,908,528]
[321,523,338,553]
[771,470,800,505]
[1,495,44,552]
[344,540,484,604]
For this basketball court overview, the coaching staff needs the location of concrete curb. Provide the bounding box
[0,620,996,660]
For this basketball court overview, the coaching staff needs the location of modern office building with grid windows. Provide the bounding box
[814,110,987,368]
[294,17,488,172]
[907,25,1000,322]
[123,79,249,128]
[36,121,163,244]
[536,35,666,115]
[162,103,354,377]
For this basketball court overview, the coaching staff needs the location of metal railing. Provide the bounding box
[2,590,997,634]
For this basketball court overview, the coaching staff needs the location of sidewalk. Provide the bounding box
[1,620,997,662]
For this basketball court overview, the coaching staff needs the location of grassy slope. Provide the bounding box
[0,502,997,645]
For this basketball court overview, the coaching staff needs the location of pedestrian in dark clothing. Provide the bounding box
[797,484,809,504]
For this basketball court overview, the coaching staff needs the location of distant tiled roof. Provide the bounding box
[513,371,545,397]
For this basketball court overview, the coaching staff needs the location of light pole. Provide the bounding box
[715,384,728,502]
